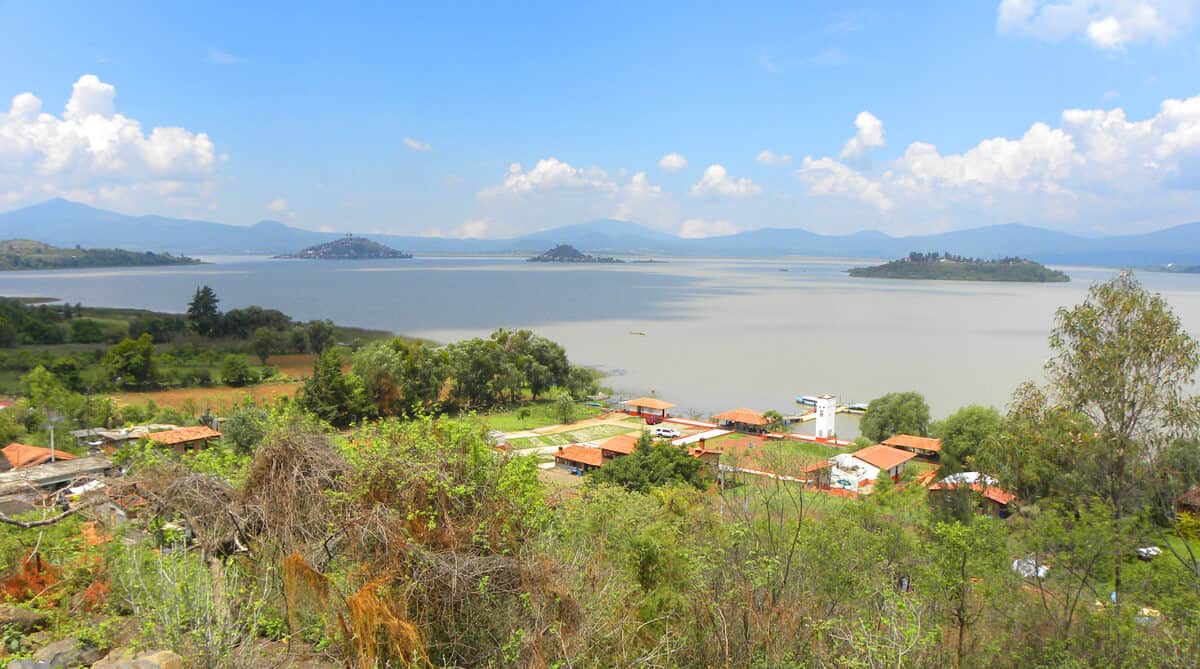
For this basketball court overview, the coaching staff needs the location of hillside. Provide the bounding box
[849,252,1070,282]
[275,236,412,260]
[0,239,199,271]
[527,244,620,263]
[5,199,1200,266]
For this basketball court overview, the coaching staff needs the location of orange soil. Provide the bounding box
[114,382,301,412]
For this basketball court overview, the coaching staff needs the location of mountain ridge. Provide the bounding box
[3,199,1199,266]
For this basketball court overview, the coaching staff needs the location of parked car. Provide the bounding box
[654,426,681,438]
[644,415,664,425]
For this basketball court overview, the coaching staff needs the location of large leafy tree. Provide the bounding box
[591,431,706,493]
[859,391,931,443]
[104,333,158,387]
[933,405,1004,475]
[186,285,221,336]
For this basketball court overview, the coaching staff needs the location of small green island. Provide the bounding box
[528,244,622,263]
[1159,264,1200,273]
[849,252,1070,282]
[275,235,412,260]
[0,239,200,271]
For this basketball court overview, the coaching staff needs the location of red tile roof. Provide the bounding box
[882,434,942,453]
[599,433,640,455]
[3,443,77,469]
[712,408,769,426]
[929,481,1017,505]
[555,444,604,468]
[149,426,222,446]
[622,397,675,411]
[851,444,917,471]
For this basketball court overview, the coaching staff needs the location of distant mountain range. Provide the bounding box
[3,198,1200,266]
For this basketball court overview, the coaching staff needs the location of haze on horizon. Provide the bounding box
[2,1,1200,241]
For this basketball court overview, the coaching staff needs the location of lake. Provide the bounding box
[2,256,1199,428]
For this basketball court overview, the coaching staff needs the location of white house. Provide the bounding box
[828,444,916,491]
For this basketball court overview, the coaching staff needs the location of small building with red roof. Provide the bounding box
[621,397,675,420]
[882,434,942,459]
[148,426,222,453]
[928,472,1017,517]
[829,444,916,492]
[598,433,641,458]
[554,444,604,474]
[712,408,770,433]
[2,442,77,471]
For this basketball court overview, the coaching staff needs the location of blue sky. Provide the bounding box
[1,1,1199,238]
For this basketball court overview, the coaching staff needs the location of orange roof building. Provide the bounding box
[149,426,222,451]
[621,397,675,417]
[554,444,605,472]
[599,433,641,457]
[2,443,77,470]
[830,444,916,491]
[929,472,1017,517]
[712,408,769,432]
[882,434,943,456]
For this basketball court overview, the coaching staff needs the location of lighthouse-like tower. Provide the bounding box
[814,394,837,439]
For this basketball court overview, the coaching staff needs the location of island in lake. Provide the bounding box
[849,252,1069,282]
[527,244,622,263]
[276,235,412,260]
[0,239,200,271]
[1160,264,1200,273]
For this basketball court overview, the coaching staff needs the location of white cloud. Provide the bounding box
[424,218,494,239]
[478,157,616,198]
[403,137,432,152]
[266,197,295,220]
[206,49,243,65]
[614,171,663,220]
[657,152,688,171]
[796,95,1200,230]
[756,149,793,166]
[839,111,886,159]
[679,218,739,238]
[689,164,762,198]
[0,75,218,211]
[996,0,1194,49]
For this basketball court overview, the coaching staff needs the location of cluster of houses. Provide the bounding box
[551,396,1020,517]
[0,424,222,518]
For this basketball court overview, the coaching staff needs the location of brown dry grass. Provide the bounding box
[113,382,301,412]
[268,353,317,378]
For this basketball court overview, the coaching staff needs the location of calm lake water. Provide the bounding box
[2,256,1199,427]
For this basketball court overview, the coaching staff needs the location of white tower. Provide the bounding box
[814,394,837,439]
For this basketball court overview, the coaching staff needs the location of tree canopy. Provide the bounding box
[859,391,931,443]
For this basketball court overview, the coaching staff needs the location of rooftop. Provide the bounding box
[3,443,77,470]
[599,433,640,455]
[850,444,917,471]
[712,408,769,426]
[622,397,675,411]
[555,444,605,468]
[882,434,942,453]
[149,426,222,446]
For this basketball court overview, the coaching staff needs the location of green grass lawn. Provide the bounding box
[470,401,606,432]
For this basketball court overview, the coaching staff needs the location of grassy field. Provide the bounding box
[508,423,634,449]
[467,401,607,432]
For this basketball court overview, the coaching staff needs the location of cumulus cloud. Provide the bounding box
[0,75,218,210]
[795,95,1200,230]
[403,137,432,152]
[613,171,663,220]
[689,164,762,198]
[839,111,886,159]
[996,0,1195,49]
[424,218,494,239]
[679,218,739,238]
[267,197,288,213]
[657,152,688,171]
[756,149,793,166]
[478,157,617,198]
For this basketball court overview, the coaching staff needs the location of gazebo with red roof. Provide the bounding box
[621,397,675,419]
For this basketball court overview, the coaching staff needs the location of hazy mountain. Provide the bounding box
[3,199,1200,266]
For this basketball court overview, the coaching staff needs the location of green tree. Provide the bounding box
[104,333,157,387]
[1045,272,1200,632]
[223,405,269,453]
[930,517,1010,669]
[591,431,707,493]
[859,391,931,443]
[297,349,361,427]
[933,405,1004,475]
[251,327,280,365]
[220,354,256,387]
[186,285,221,336]
[552,390,576,425]
[68,318,105,343]
[304,319,337,354]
